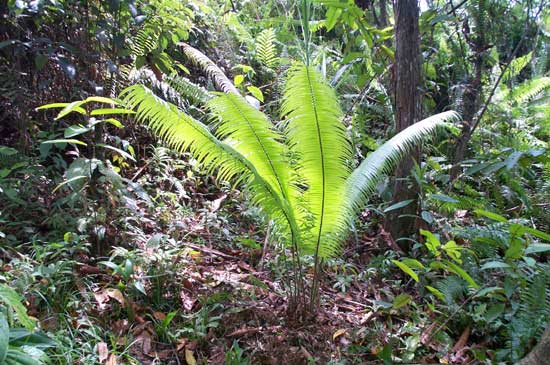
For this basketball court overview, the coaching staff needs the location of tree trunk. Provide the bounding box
[519,328,550,365]
[379,0,388,28]
[384,0,422,249]
[449,10,488,180]
[450,50,484,179]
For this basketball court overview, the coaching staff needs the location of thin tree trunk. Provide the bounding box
[379,0,388,28]
[384,0,422,249]
[450,17,485,179]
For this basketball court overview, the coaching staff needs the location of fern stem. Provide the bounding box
[222,96,307,311]
[304,66,326,312]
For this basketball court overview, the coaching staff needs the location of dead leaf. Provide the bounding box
[157,349,172,360]
[176,338,188,352]
[210,194,227,212]
[112,319,129,336]
[93,291,109,310]
[182,278,194,289]
[153,311,166,321]
[98,342,109,363]
[134,330,152,355]
[451,325,470,353]
[185,349,197,365]
[105,288,126,306]
[106,354,117,365]
[421,322,438,345]
[360,311,374,325]
[455,210,468,218]
[333,329,347,341]
[180,291,196,312]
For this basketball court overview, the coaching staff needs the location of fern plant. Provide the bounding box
[255,28,279,68]
[122,62,458,314]
[179,42,239,95]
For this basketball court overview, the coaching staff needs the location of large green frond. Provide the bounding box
[501,52,533,83]
[128,68,211,110]
[281,63,353,258]
[164,74,212,106]
[207,93,291,200]
[122,85,239,181]
[345,111,460,216]
[122,85,297,244]
[510,77,550,104]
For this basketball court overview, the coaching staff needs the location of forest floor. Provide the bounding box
[24,222,463,365]
[1,148,530,365]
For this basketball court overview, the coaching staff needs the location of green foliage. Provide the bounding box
[124,63,457,262]
[508,76,550,104]
[0,289,55,365]
[123,58,457,311]
[225,340,250,365]
[0,285,34,331]
[255,28,278,68]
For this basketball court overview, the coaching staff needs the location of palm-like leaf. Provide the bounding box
[207,94,291,198]
[179,42,240,95]
[122,63,457,261]
[282,64,353,257]
[122,85,296,239]
[122,61,459,311]
[345,111,460,216]
[509,77,550,104]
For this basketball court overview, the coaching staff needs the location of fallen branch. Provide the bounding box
[226,325,282,337]
[185,242,239,260]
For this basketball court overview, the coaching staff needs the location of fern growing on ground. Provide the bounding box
[121,62,458,313]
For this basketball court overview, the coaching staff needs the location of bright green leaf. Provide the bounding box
[0,284,34,330]
[474,209,507,223]
[246,86,264,102]
[64,125,91,138]
[234,74,244,86]
[392,260,419,282]
[41,139,87,146]
[0,314,8,363]
[90,108,135,116]
[383,199,414,213]
[392,294,412,309]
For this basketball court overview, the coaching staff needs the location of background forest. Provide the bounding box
[1,0,550,364]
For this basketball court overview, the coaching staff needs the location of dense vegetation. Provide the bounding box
[1,0,549,364]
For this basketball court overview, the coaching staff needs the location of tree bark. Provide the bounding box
[384,0,422,248]
[519,328,550,365]
[450,16,486,180]
[379,0,389,28]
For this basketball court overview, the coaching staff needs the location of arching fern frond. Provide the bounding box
[122,85,239,180]
[282,63,352,258]
[207,93,291,199]
[165,74,211,106]
[501,52,533,83]
[122,62,457,262]
[345,111,460,216]
[128,68,210,110]
[132,27,160,57]
[178,42,240,95]
[510,77,550,104]
[121,84,297,244]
